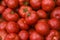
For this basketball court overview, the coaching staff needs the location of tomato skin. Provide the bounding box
[1,0,6,7]
[6,21,19,33]
[29,29,35,35]
[0,30,7,40]
[30,0,41,9]
[42,0,55,12]
[56,0,60,6]
[25,11,38,25]
[51,7,60,20]
[18,6,32,18]
[5,33,20,40]
[0,21,7,30]
[19,0,29,6]
[0,5,5,14]
[30,31,44,40]
[37,10,47,19]
[5,0,18,9]
[46,30,60,40]
[48,18,60,30]
[18,30,29,40]
[2,8,19,21]
[35,19,50,36]
[17,18,29,30]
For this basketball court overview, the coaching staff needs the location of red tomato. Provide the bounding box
[18,30,29,40]
[35,19,50,36]
[0,5,5,14]
[6,21,19,33]
[5,33,20,40]
[0,21,7,30]
[42,0,55,12]
[18,6,32,18]
[0,30,7,40]
[37,9,47,19]
[56,0,60,6]
[30,0,41,9]
[19,0,29,6]
[46,30,60,40]
[5,0,18,9]
[1,0,6,7]
[25,11,38,25]
[51,7,60,20]
[17,18,29,30]
[48,18,60,30]
[30,31,44,40]
[2,8,19,21]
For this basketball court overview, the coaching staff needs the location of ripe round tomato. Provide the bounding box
[42,0,55,12]
[17,18,29,30]
[25,11,38,25]
[30,31,44,40]
[5,33,20,40]
[5,0,18,9]
[35,19,50,36]
[37,9,47,19]
[51,7,60,20]
[2,8,19,21]
[56,0,60,6]
[6,21,19,33]
[46,30,60,40]
[19,0,29,6]
[0,30,7,40]
[0,5,5,14]
[18,6,32,18]
[48,18,60,30]
[30,0,41,9]
[18,30,29,40]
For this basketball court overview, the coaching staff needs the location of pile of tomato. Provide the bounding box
[0,0,60,40]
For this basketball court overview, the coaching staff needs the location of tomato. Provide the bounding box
[19,0,29,6]
[30,31,44,40]
[42,0,55,12]
[5,0,18,9]
[35,19,50,36]
[0,5,5,14]
[0,21,7,30]
[0,30,7,40]
[5,33,20,40]
[25,11,38,25]
[30,0,41,9]
[17,18,29,30]
[6,21,19,33]
[46,30,60,40]
[37,9,47,19]
[2,8,19,21]
[51,7,60,20]
[18,30,29,40]
[48,18,60,30]
[18,6,32,18]
[56,0,60,6]
[1,0,6,7]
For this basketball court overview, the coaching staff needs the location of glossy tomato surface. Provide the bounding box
[18,30,29,40]
[46,30,60,40]
[51,7,60,20]
[5,33,20,40]
[42,0,55,12]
